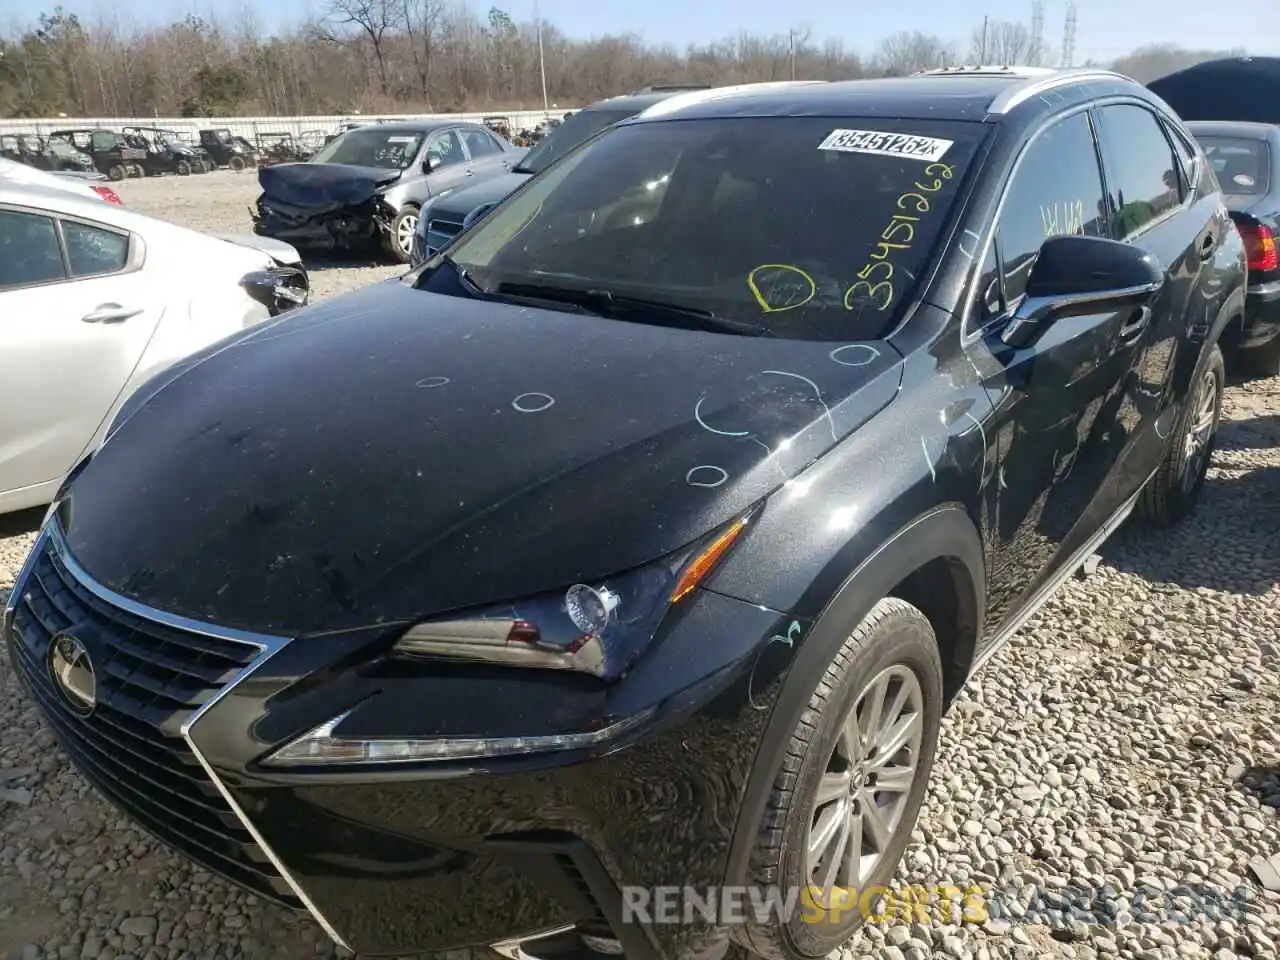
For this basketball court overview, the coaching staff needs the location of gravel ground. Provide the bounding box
[1,171,1278,960]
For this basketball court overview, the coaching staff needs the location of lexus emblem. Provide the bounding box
[48,631,96,717]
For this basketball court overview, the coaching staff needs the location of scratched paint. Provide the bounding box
[748,619,803,710]
[829,343,880,367]
[686,465,729,488]
[416,376,450,388]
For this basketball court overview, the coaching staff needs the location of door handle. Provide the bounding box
[1198,234,1216,261]
[81,303,142,324]
[1117,305,1152,345]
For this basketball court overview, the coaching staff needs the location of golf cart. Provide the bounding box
[47,128,147,180]
[256,132,308,166]
[199,128,259,171]
[122,126,208,176]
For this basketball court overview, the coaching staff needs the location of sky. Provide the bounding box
[4,0,1277,67]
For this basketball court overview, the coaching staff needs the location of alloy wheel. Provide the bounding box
[397,214,419,257]
[1180,368,1219,492]
[805,663,924,906]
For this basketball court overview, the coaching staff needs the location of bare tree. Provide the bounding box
[872,31,956,76]
[319,0,404,97]
[1111,42,1247,83]
[401,0,442,103]
[968,20,1045,66]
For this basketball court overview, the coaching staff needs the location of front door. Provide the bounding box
[422,128,473,198]
[964,109,1149,635]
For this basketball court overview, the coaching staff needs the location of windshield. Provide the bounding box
[437,116,984,340]
[1197,135,1271,195]
[517,108,637,173]
[310,128,423,169]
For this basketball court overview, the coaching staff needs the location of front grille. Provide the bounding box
[6,536,300,908]
[425,216,464,255]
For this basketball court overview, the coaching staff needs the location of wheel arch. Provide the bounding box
[721,503,985,889]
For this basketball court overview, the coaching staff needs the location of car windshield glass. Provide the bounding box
[439,116,985,341]
[517,108,637,173]
[310,129,424,169]
[1196,135,1271,195]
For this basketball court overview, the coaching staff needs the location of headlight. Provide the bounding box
[260,513,753,767]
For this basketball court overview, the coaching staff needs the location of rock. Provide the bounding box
[115,919,156,940]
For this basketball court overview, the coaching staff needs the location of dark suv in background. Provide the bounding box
[409,85,713,264]
[6,68,1244,960]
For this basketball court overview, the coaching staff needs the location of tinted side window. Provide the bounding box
[0,211,66,290]
[462,129,503,158]
[1095,105,1182,240]
[1162,120,1198,198]
[995,111,1108,306]
[63,221,130,277]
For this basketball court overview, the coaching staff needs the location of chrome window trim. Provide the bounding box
[36,519,352,952]
[959,94,1186,344]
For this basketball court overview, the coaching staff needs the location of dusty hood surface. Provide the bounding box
[60,281,903,637]
[258,162,403,208]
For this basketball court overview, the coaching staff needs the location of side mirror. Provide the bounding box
[1001,234,1164,349]
[422,155,437,174]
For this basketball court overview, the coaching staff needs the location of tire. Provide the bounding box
[383,204,420,264]
[106,165,125,182]
[734,598,944,960]
[1237,333,1280,379]
[229,155,246,172]
[176,159,192,176]
[1136,343,1225,527]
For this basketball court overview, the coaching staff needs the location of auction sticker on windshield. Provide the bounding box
[818,129,953,162]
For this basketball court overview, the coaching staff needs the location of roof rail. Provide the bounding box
[985,67,1132,114]
[630,84,713,93]
[915,64,1057,77]
[636,80,827,120]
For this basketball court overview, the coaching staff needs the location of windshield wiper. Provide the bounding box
[439,253,485,296]
[492,282,773,336]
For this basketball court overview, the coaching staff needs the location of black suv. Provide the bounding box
[4,69,1244,960]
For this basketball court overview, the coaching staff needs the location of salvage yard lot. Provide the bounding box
[0,171,1278,960]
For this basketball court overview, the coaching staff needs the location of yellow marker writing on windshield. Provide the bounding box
[747,263,817,313]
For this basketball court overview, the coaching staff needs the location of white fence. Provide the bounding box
[0,109,577,141]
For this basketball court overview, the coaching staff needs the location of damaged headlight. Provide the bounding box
[240,265,309,319]
[261,513,754,767]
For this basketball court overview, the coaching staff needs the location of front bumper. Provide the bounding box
[5,522,791,958]
[253,197,385,252]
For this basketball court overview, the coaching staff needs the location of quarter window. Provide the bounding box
[0,211,65,290]
[994,111,1108,307]
[1094,104,1182,240]
[63,221,130,277]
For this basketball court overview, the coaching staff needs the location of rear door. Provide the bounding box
[1090,101,1225,502]
[458,126,515,179]
[0,207,163,503]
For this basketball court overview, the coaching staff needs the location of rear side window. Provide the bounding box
[0,210,65,290]
[1094,104,1183,240]
[994,111,1108,310]
[462,129,504,158]
[444,116,988,341]
[63,221,130,277]
[1196,135,1271,195]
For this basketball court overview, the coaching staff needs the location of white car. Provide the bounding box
[0,180,310,517]
[0,156,122,205]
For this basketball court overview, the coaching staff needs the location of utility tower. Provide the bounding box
[1062,1,1078,68]
[1030,1,1045,65]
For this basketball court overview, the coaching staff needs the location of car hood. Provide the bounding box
[60,281,903,638]
[428,172,532,220]
[258,162,403,207]
[213,232,304,266]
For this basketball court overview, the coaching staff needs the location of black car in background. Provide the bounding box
[1147,56,1280,125]
[1184,120,1280,375]
[5,68,1244,960]
[410,86,713,264]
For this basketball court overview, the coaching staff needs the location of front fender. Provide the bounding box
[718,502,986,889]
